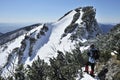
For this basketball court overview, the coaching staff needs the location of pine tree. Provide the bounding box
[27,56,49,80]
[15,64,26,80]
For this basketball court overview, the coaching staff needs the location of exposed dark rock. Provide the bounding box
[64,23,78,33]
[98,68,108,80]
[74,7,81,12]
[42,24,49,32]
[71,12,80,24]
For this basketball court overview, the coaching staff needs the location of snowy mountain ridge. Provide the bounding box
[0,6,102,79]
[0,23,41,45]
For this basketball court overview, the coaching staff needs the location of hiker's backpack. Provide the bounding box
[92,49,100,60]
[87,52,90,56]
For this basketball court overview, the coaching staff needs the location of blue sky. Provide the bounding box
[0,0,120,24]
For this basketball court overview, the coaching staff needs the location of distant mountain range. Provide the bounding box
[99,23,114,33]
[0,23,34,33]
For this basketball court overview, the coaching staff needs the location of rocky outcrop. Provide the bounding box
[61,6,102,41]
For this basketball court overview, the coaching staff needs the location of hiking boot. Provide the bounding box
[90,70,95,77]
[84,65,89,73]
[84,70,89,74]
[90,74,95,77]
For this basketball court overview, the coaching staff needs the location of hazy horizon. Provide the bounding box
[0,23,34,33]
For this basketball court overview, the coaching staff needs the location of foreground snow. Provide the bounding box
[81,73,96,80]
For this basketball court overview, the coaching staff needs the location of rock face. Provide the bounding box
[61,6,102,41]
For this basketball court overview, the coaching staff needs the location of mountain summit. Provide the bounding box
[0,6,102,78]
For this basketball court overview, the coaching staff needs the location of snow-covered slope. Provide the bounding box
[0,6,102,79]
[0,24,40,66]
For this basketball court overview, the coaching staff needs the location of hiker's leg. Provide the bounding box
[85,62,90,73]
[90,63,95,76]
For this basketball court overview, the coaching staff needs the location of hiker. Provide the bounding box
[84,44,99,77]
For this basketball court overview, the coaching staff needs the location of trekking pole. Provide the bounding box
[95,60,99,75]
[95,60,101,80]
